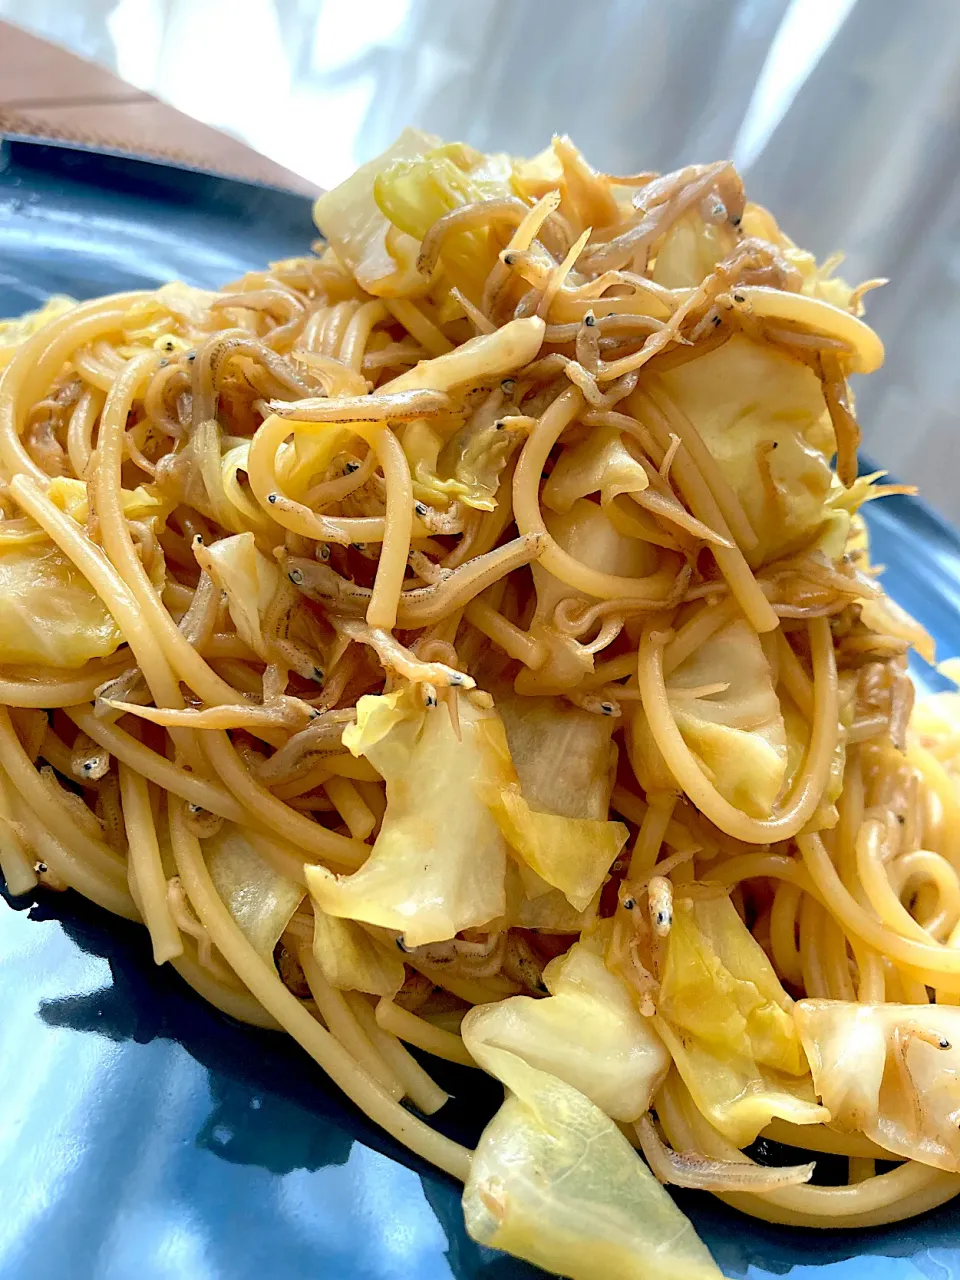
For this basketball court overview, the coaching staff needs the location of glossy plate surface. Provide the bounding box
[1,138,959,1280]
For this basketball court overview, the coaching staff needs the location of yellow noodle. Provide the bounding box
[118,762,183,964]
[514,387,684,601]
[375,998,476,1067]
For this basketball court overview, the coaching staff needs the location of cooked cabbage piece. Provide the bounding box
[48,477,172,527]
[307,688,509,946]
[312,127,440,295]
[542,426,649,515]
[487,783,626,912]
[795,1000,960,1171]
[463,1043,721,1279]
[496,691,617,820]
[629,617,787,818]
[197,532,281,661]
[656,894,826,1145]
[481,702,626,910]
[311,905,405,997]
[206,825,304,965]
[0,542,123,668]
[462,943,669,1122]
[654,335,838,564]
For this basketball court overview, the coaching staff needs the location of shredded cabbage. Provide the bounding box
[463,1043,721,1279]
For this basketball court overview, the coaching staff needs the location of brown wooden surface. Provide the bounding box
[0,21,318,194]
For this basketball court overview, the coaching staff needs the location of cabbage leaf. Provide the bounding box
[652,335,837,564]
[206,824,304,965]
[197,532,281,661]
[542,426,649,515]
[48,476,172,528]
[463,1043,721,1280]
[311,905,405,997]
[795,1000,960,1171]
[0,542,123,668]
[307,688,510,946]
[312,127,441,295]
[496,691,616,820]
[462,943,669,1122]
[656,894,827,1146]
[630,617,787,818]
[651,211,726,289]
[480,702,626,910]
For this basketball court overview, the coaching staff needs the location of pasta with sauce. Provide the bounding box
[0,129,957,1279]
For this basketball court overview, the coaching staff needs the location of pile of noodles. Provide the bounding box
[2,131,959,1276]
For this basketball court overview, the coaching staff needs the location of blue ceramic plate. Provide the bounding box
[2,137,960,1280]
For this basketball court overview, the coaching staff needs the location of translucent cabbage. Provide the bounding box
[480,703,626,910]
[653,334,836,564]
[0,542,122,668]
[47,477,173,527]
[517,499,659,696]
[311,905,405,998]
[496,692,617,820]
[463,1043,720,1280]
[651,212,726,289]
[427,414,528,511]
[629,618,787,818]
[542,426,649,515]
[462,943,669,1122]
[487,783,626,912]
[374,142,514,242]
[505,861,599,933]
[373,141,515,302]
[198,532,281,660]
[206,825,304,965]
[795,1000,960,1171]
[307,688,510,946]
[656,894,826,1146]
[312,127,441,295]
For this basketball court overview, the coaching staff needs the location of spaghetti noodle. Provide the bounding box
[1,130,958,1279]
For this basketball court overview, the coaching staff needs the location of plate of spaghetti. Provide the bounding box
[1,130,960,1280]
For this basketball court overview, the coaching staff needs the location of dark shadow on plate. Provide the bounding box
[7,874,960,1279]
